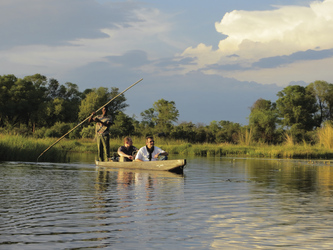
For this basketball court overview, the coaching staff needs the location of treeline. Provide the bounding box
[248,81,333,144]
[0,74,332,145]
[0,74,241,143]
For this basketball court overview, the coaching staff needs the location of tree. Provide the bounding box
[276,85,317,141]
[216,120,242,144]
[140,99,179,135]
[307,80,330,125]
[170,122,197,143]
[108,87,128,119]
[109,112,136,138]
[44,80,82,126]
[248,98,278,143]
[0,74,48,131]
[0,75,18,126]
[140,108,156,127]
[153,99,179,133]
[78,87,128,124]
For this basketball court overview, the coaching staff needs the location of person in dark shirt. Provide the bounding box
[88,106,112,162]
[117,137,138,162]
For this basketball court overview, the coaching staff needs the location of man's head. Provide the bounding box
[146,136,154,148]
[124,137,133,148]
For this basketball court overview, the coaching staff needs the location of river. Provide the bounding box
[1,156,333,249]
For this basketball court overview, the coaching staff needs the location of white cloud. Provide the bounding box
[181,0,333,85]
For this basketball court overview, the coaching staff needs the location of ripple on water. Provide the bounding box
[2,158,333,249]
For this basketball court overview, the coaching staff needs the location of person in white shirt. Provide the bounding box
[135,136,168,161]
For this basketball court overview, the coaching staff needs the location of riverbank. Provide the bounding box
[1,134,333,162]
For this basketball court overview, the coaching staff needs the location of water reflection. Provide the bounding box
[94,167,184,206]
[202,158,333,249]
[1,157,333,249]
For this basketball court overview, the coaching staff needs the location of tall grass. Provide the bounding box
[284,133,294,147]
[2,133,333,162]
[0,134,67,162]
[238,128,254,146]
[317,122,333,149]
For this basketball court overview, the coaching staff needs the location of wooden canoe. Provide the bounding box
[95,159,186,173]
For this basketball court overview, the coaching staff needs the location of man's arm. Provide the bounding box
[88,112,96,123]
[153,149,168,159]
[118,147,134,160]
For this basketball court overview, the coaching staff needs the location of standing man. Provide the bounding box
[135,136,168,161]
[88,106,112,162]
[117,137,138,162]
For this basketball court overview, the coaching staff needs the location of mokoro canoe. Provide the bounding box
[95,159,186,173]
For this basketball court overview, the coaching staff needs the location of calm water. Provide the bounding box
[1,156,333,249]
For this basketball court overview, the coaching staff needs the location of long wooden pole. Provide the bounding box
[37,78,143,162]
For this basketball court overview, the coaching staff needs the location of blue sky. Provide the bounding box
[1,0,333,125]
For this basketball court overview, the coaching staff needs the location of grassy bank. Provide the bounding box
[0,134,67,162]
[2,134,333,162]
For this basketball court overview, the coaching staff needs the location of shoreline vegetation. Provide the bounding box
[2,134,333,163]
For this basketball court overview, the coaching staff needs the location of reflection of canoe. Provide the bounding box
[95,159,186,173]
[96,166,184,178]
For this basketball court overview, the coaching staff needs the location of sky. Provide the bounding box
[1,0,333,125]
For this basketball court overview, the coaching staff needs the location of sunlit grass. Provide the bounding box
[2,133,333,162]
[0,134,67,162]
[317,122,333,149]
[238,128,254,146]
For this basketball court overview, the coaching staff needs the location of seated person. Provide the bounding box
[135,136,168,161]
[117,137,138,162]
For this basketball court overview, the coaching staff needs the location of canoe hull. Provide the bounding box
[95,159,186,173]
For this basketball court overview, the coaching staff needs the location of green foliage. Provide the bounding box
[2,73,333,147]
[141,99,179,135]
[248,98,278,143]
[308,80,333,124]
[216,120,241,143]
[170,122,196,142]
[276,85,318,131]
[140,108,156,127]
[80,125,95,139]
[0,134,66,162]
[109,112,136,138]
[44,122,71,138]
[78,87,127,122]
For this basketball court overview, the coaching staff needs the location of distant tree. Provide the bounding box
[326,84,333,121]
[216,120,241,143]
[140,99,179,135]
[307,80,333,125]
[109,112,136,138]
[44,80,82,126]
[108,87,128,119]
[24,74,47,88]
[78,87,128,123]
[170,122,196,142]
[0,75,18,126]
[140,108,156,127]
[0,74,48,131]
[153,99,179,134]
[276,85,317,141]
[248,98,278,143]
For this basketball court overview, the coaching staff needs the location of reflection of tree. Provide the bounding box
[208,158,333,249]
[243,159,333,195]
[317,165,333,195]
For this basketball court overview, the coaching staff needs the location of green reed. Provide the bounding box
[0,134,67,162]
[317,122,333,149]
[2,134,333,162]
